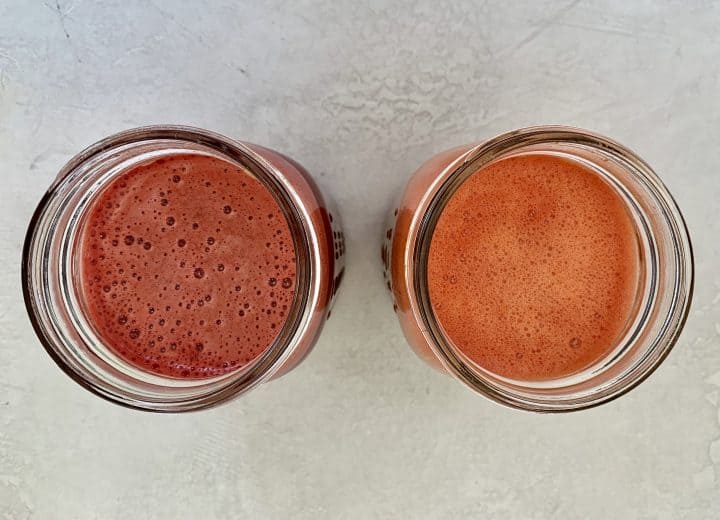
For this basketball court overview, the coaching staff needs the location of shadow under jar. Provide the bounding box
[23,126,344,412]
[382,126,692,412]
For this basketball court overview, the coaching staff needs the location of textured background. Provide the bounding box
[1,1,719,518]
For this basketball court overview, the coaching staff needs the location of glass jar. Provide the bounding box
[23,126,345,412]
[382,126,693,412]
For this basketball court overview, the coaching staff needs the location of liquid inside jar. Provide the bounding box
[79,154,297,379]
[427,153,641,381]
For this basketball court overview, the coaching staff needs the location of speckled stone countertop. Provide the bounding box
[1,1,719,518]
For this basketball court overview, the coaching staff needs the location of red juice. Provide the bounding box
[427,153,640,380]
[80,154,297,379]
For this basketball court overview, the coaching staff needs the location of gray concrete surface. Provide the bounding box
[1,1,719,518]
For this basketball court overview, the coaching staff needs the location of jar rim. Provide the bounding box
[23,125,319,411]
[409,125,694,412]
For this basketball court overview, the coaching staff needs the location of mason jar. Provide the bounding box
[23,126,345,412]
[382,126,693,412]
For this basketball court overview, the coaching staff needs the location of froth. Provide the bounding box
[80,154,297,379]
[427,153,640,380]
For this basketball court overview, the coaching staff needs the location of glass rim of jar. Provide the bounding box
[409,125,693,412]
[22,125,322,412]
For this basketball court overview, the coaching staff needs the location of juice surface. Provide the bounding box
[428,153,640,380]
[80,154,296,379]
